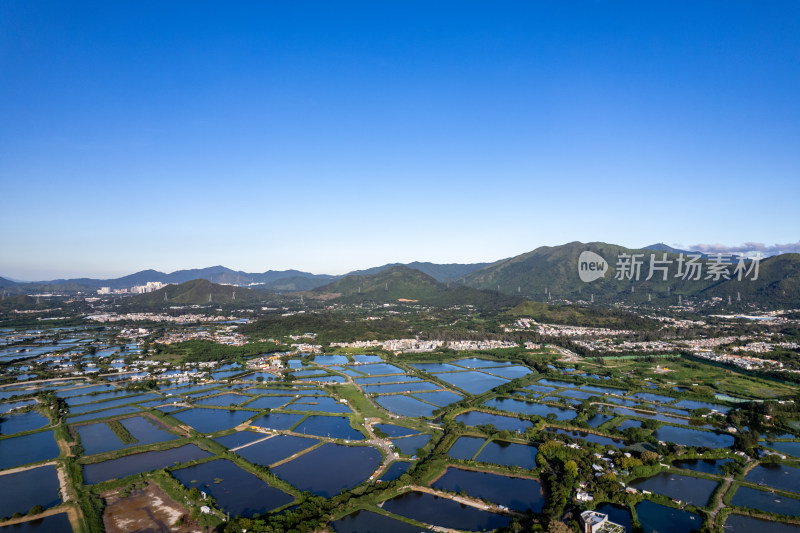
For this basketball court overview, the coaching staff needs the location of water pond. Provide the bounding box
[674,399,729,413]
[431,467,544,512]
[355,376,422,385]
[433,371,509,394]
[375,395,437,417]
[379,461,411,482]
[745,463,800,493]
[65,390,130,406]
[68,405,141,423]
[451,358,511,369]
[0,399,37,413]
[82,444,211,484]
[480,365,533,379]
[524,384,556,394]
[285,397,351,414]
[558,389,601,401]
[410,363,464,373]
[484,397,575,420]
[313,355,349,365]
[374,423,418,437]
[764,441,800,458]
[213,431,265,449]
[272,443,381,497]
[391,434,430,455]
[537,379,575,388]
[629,472,717,506]
[352,354,382,363]
[635,500,702,533]
[0,410,49,435]
[236,435,319,466]
[242,395,294,409]
[411,390,461,406]
[0,430,59,469]
[586,413,613,428]
[173,459,293,517]
[353,363,405,375]
[475,440,537,468]
[170,408,253,433]
[330,509,421,533]
[67,393,160,415]
[447,436,485,460]
[454,410,533,432]
[630,392,674,404]
[672,458,732,475]
[250,413,304,430]
[294,415,364,440]
[724,514,800,532]
[364,382,438,395]
[194,393,250,407]
[731,486,800,517]
[0,465,61,518]
[653,426,734,449]
[581,385,627,395]
[76,416,176,455]
[594,503,632,533]
[381,491,510,531]
[0,512,73,532]
[550,429,623,447]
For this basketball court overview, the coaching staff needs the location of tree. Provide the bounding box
[547,520,572,533]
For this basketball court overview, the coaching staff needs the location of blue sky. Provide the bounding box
[1,2,798,280]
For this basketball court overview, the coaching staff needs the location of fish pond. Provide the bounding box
[293,415,364,440]
[172,459,293,517]
[635,500,702,533]
[475,440,537,468]
[170,408,254,433]
[454,410,533,432]
[0,430,59,469]
[380,491,511,531]
[375,395,437,417]
[629,473,717,506]
[432,371,509,394]
[653,426,735,449]
[0,465,61,518]
[724,514,800,533]
[236,435,319,466]
[431,467,544,512]
[484,397,575,420]
[0,410,49,435]
[82,444,211,484]
[271,443,381,497]
[330,509,422,533]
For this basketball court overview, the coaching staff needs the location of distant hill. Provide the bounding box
[130,279,264,306]
[642,243,699,255]
[0,277,18,288]
[345,261,490,282]
[463,242,800,307]
[311,265,520,309]
[258,276,333,292]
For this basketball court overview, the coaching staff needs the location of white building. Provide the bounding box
[580,511,625,533]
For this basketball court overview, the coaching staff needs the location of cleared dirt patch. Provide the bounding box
[103,482,201,533]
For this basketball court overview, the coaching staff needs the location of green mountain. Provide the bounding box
[464,242,800,307]
[345,261,490,282]
[311,265,520,308]
[130,279,264,306]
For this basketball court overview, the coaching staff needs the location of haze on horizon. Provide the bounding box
[2,2,798,281]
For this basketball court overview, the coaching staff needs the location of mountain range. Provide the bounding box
[3,242,799,307]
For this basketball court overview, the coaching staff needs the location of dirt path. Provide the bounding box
[405,485,522,517]
[0,505,79,528]
[708,476,733,526]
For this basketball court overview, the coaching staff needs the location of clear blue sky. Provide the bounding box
[2,2,798,280]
